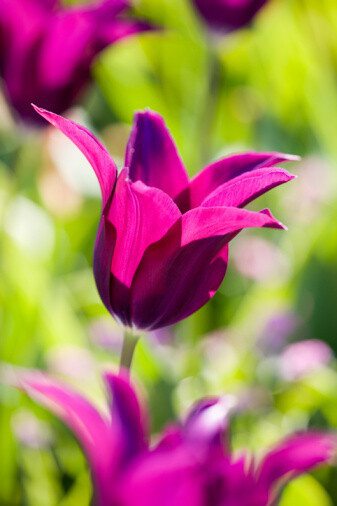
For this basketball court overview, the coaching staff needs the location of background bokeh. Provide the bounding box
[1,0,337,504]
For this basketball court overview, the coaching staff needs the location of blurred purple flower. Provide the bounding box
[280,340,333,381]
[35,106,297,330]
[14,369,337,506]
[0,0,152,124]
[259,311,299,354]
[191,0,269,33]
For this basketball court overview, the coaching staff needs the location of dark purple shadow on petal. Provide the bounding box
[125,110,190,204]
[130,220,229,330]
[104,373,148,465]
[93,218,116,314]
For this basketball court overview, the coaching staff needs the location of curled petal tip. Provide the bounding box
[31,103,46,114]
[260,209,287,230]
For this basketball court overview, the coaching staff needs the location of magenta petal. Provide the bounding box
[38,10,94,88]
[16,370,119,506]
[131,206,284,330]
[258,432,337,490]
[125,110,189,204]
[104,372,148,462]
[117,448,203,506]
[105,171,181,325]
[93,217,116,314]
[201,167,295,208]
[184,396,235,457]
[190,152,299,208]
[38,0,142,87]
[33,106,117,207]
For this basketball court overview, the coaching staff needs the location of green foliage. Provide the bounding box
[1,0,337,503]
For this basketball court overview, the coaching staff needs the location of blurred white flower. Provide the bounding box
[46,109,100,198]
[4,196,54,258]
[46,345,95,380]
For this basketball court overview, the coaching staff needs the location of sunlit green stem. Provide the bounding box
[120,328,139,373]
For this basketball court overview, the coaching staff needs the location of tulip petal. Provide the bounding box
[15,370,119,506]
[189,152,299,208]
[94,217,116,314]
[0,0,46,96]
[39,0,138,88]
[117,448,203,506]
[38,10,94,88]
[184,396,236,457]
[258,432,337,490]
[201,167,295,208]
[131,206,284,329]
[104,372,148,462]
[106,171,181,325]
[33,106,117,207]
[125,110,189,204]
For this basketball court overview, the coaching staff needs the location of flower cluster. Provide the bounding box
[14,368,336,506]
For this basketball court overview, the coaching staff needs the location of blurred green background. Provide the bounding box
[2,0,337,504]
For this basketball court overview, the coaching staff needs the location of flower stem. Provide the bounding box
[120,329,139,373]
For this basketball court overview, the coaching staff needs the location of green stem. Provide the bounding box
[120,329,139,373]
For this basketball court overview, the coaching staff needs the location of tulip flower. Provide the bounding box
[191,0,269,33]
[34,105,297,334]
[12,368,337,506]
[0,0,152,124]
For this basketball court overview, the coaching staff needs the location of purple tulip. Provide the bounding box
[14,369,336,506]
[191,0,269,33]
[34,105,297,330]
[0,0,152,124]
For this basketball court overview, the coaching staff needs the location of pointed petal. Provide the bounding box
[125,110,189,203]
[105,170,181,325]
[104,372,148,462]
[201,167,295,209]
[190,152,299,208]
[131,206,284,330]
[15,370,119,506]
[33,106,117,207]
[258,432,337,490]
